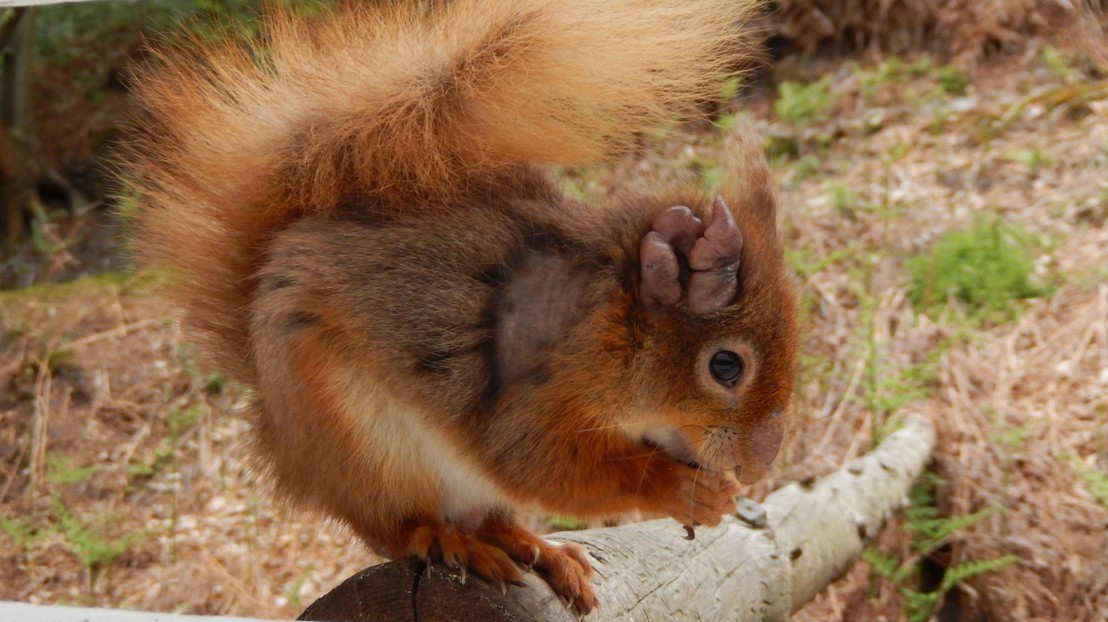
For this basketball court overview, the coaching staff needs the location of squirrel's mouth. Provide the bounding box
[642,439,701,469]
[642,428,697,465]
[641,428,736,472]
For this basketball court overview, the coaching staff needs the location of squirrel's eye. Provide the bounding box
[708,350,744,386]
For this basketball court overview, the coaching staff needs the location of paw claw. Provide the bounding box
[657,462,741,529]
[476,520,598,615]
[397,520,527,597]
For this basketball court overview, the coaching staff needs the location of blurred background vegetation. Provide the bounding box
[0,1,338,288]
[1,0,1104,288]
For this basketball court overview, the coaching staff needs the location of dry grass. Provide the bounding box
[0,276,368,617]
[2,46,1107,622]
[758,53,1108,620]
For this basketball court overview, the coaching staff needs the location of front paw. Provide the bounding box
[478,518,598,615]
[651,461,740,527]
[399,521,524,591]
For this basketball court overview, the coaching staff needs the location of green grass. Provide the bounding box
[47,455,97,486]
[1005,147,1056,171]
[202,371,227,394]
[0,271,145,305]
[1041,45,1078,81]
[1,498,148,591]
[936,65,968,96]
[852,56,914,94]
[129,403,200,484]
[775,76,837,125]
[907,218,1052,324]
[0,515,50,550]
[765,133,802,160]
[825,182,860,218]
[37,0,263,58]
[785,244,857,277]
[546,515,588,531]
[54,499,149,587]
[1069,457,1108,509]
[864,358,937,419]
[34,0,338,114]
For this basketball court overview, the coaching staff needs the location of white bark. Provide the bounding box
[769,414,938,611]
[299,414,938,621]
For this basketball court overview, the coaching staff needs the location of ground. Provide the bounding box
[1,36,1107,622]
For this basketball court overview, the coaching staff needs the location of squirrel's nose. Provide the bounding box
[737,412,785,484]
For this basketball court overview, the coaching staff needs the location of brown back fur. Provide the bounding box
[123,0,760,381]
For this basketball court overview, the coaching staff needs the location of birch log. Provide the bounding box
[299,415,936,622]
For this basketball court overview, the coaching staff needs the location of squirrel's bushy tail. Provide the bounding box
[125,0,760,380]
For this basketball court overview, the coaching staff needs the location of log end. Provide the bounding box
[298,558,570,622]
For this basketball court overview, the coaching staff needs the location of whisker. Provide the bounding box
[676,424,712,434]
[635,442,667,496]
[575,423,630,433]
[605,451,661,462]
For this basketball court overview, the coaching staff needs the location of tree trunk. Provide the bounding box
[299,415,937,622]
[1,7,36,245]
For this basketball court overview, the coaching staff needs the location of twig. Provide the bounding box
[62,319,165,351]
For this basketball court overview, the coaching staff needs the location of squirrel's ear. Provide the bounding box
[688,197,742,314]
[640,205,702,309]
[720,129,778,232]
[639,197,742,314]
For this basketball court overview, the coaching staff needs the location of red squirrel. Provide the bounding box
[125,0,798,614]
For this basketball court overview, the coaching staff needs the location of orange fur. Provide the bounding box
[124,0,794,615]
[126,0,760,380]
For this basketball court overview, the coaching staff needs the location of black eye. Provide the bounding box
[709,350,744,385]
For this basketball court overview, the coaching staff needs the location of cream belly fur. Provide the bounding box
[340,369,512,530]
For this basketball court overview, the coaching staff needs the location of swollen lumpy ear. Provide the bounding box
[640,230,683,308]
[639,206,703,309]
[686,197,742,315]
[638,198,742,314]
